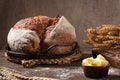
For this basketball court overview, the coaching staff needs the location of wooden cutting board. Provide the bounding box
[92,49,120,69]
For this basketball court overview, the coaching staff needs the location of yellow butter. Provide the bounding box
[82,54,109,67]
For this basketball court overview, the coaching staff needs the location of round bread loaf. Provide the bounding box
[7,16,77,54]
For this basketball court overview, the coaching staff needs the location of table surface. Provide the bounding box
[0,49,120,80]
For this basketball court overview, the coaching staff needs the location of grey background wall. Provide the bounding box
[0,0,120,48]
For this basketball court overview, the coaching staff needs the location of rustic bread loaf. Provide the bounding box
[7,16,77,54]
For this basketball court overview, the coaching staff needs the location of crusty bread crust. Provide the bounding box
[7,16,77,54]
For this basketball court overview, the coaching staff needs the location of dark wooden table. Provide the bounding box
[0,49,120,80]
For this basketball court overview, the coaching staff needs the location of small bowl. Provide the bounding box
[82,65,110,78]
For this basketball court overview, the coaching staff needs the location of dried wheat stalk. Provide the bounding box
[84,24,120,50]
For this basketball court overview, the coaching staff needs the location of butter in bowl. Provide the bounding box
[82,54,110,78]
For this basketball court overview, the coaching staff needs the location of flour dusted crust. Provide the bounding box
[13,16,52,38]
[7,28,40,53]
[7,16,77,54]
[7,16,54,53]
[44,16,77,54]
